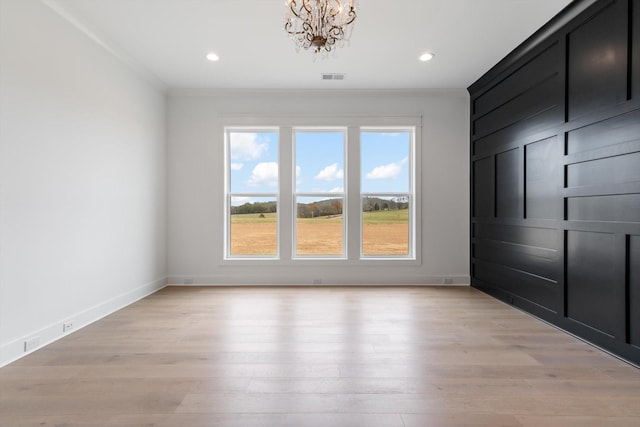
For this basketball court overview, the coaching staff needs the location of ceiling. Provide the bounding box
[50,0,574,90]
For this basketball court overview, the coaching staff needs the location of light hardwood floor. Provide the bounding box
[1,286,639,427]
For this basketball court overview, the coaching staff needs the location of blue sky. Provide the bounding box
[295,131,344,193]
[360,132,410,193]
[229,130,410,203]
[229,131,279,195]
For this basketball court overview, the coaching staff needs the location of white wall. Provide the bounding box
[167,89,469,285]
[0,0,167,366]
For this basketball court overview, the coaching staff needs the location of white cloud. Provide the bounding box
[230,133,269,161]
[248,162,278,187]
[230,162,243,170]
[296,165,302,185]
[329,186,344,193]
[365,157,408,180]
[230,196,254,206]
[315,163,344,181]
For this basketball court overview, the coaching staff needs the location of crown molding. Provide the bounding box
[40,0,168,93]
[168,87,470,99]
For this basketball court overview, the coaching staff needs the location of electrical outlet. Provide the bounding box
[183,278,194,284]
[63,322,74,333]
[312,279,322,284]
[442,277,453,284]
[24,337,40,352]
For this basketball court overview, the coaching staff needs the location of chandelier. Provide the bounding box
[284,0,357,54]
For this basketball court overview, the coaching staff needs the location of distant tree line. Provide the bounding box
[362,196,409,212]
[230,201,277,215]
[297,199,343,218]
[231,197,408,217]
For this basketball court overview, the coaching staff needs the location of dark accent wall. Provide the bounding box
[468,0,640,365]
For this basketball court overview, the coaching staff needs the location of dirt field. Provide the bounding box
[230,211,408,256]
[296,221,343,255]
[229,222,278,255]
[362,223,409,255]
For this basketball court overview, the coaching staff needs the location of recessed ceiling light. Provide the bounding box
[206,52,220,62]
[419,52,434,62]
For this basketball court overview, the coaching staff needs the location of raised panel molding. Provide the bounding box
[566,194,640,222]
[630,235,640,348]
[473,157,493,218]
[566,152,640,187]
[566,230,616,336]
[525,137,560,219]
[495,148,521,218]
[632,0,640,99]
[469,0,640,365]
[567,1,627,120]
[566,108,640,155]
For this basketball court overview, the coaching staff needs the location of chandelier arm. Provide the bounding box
[327,25,344,39]
[327,0,341,17]
[284,0,357,55]
[343,7,356,25]
[284,21,294,34]
[287,0,303,19]
[301,21,314,37]
[301,0,312,15]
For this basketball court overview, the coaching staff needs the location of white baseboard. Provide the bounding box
[167,275,471,286]
[0,277,167,368]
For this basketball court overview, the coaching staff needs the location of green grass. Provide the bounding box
[296,215,343,224]
[362,209,409,224]
[230,210,408,224]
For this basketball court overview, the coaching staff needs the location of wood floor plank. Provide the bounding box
[402,413,524,427]
[163,413,405,427]
[516,415,640,427]
[0,286,638,426]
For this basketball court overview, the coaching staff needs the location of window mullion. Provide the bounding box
[279,126,293,260]
[346,126,361,261]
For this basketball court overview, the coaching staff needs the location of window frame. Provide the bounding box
[222,117,422,266]
[293,127,347,259]
[224,127,280,260]
[360,127,416,259]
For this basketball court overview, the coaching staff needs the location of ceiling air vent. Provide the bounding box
[322,73,346,81]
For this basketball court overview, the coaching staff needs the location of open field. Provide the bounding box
[296,221,343,255]
[230,211,408,256]
[230,213,278,256]
[362,209,409,224]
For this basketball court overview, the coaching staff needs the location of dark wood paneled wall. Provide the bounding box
[468,0,640,365]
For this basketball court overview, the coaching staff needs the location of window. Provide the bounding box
[226,130,279,257]
[294,130,345,257]
[224,120,418,262]
[361,130,412,257]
